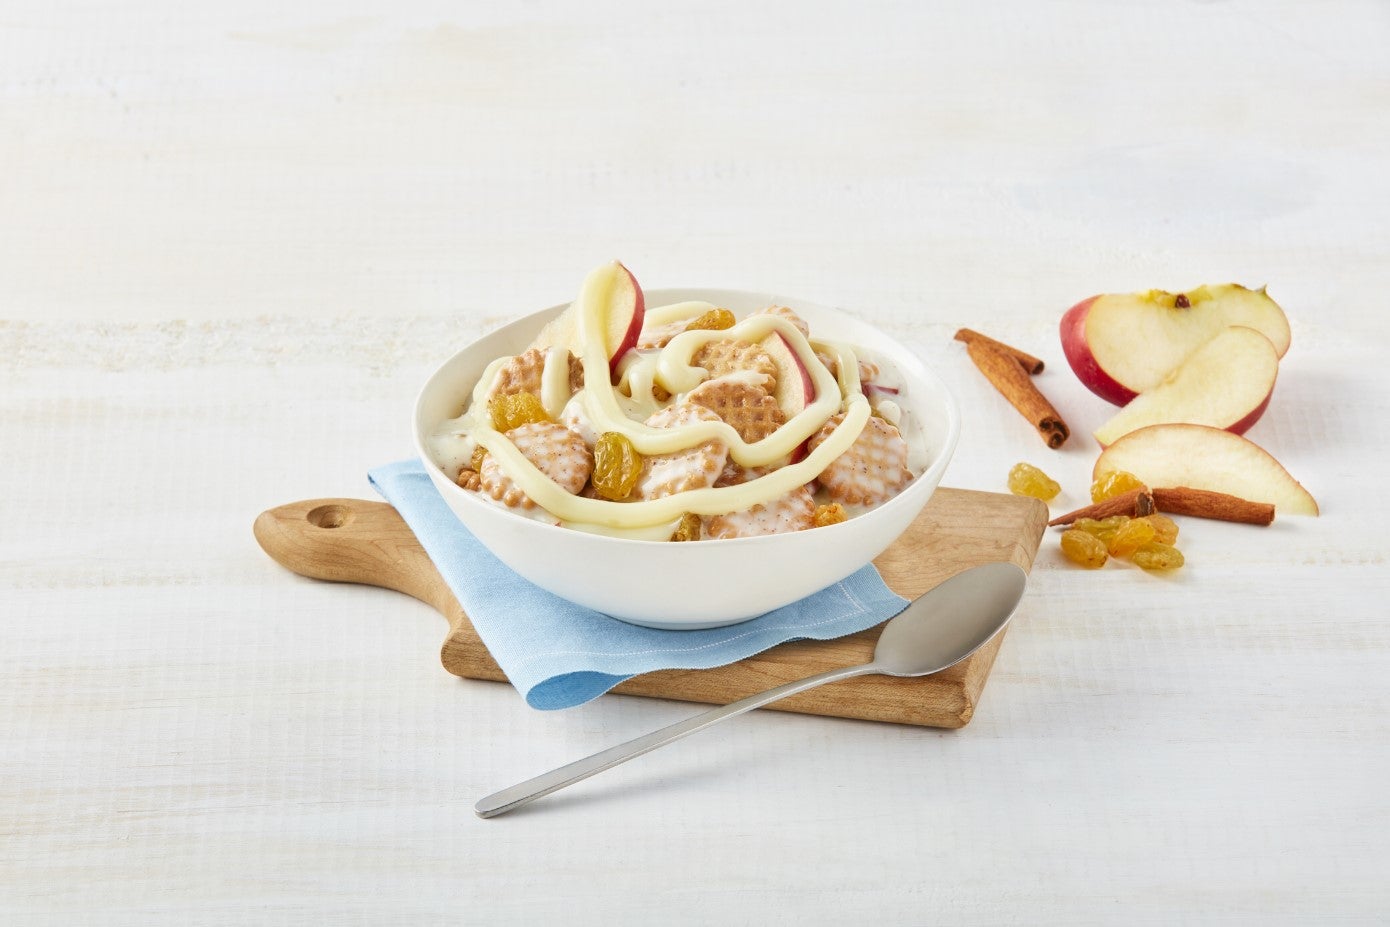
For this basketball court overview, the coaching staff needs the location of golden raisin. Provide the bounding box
[670,513,701,542]
[1008,462,1061,501]
[489,391,550,432]
[1132,541,1185,571]
[684,308,736,332]
[1072,515,1129,544]
[592,432,643,501]
[1107,517,1157,557]
[470,445,487,472]
[1142,513,1179,546]
[813,503,848,527]
[1060,528,1108,568]
[1091,470,1146,503]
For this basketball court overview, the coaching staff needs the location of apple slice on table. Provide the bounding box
[1095,423,1318,515]
[1061,284,1290,405]
[530,261,645,375]
[1092,326,1280,446]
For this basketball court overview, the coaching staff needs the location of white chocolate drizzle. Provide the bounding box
[441,263,887,533]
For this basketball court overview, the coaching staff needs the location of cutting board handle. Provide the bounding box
[253,498,463,624]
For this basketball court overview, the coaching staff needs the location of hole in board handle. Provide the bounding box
[306,504,352,529]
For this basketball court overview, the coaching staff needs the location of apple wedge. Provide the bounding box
[759,332,816,462]
[760,332,815,420]
[1095,423,1318,515]
[530,261,645,374]
[602,262,645,370]
[1093,326,1279,447]
[1061,284,1290,405]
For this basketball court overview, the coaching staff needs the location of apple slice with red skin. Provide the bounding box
[761,332,815,419]
[1061,284,1290,406]
[530,261,645,375]
[1095,423,1318,515]
[602,263,644,373]
[1093,326,1279,447]
[759,332,816,462]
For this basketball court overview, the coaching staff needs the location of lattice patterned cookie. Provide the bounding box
[478,422,593,509]
[754,304,810,338]
[816,351,881,387]
[704,485,816,539]
[560,395,598,448]
[636,319,690,350]
[635,404,729,501]
[714,461,775,488]
[485,348,583,402]
[808,413,911,506]
[685,377,785,445]
[692,339,777,388]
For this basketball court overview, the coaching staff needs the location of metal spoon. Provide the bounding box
[475,561,1029,818]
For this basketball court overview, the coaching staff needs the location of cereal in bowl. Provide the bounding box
[430,261,922,540]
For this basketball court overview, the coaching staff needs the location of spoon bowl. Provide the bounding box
[872,560,1029,676]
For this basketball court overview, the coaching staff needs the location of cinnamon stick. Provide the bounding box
[1048,489,1155,526]
[1152,487,1275,526]
[965,341,1070,448]
[954,329,1045,374]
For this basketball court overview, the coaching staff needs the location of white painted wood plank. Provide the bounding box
[2,1,1388,922]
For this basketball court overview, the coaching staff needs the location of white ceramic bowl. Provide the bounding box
[414,288,960,630]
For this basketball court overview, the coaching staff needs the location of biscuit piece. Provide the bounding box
[809,413,911,506]
[486,348,583,402]
[480,422,593,509]
[815,351,879,387]
[705,486,816,539]
[816,350,838,377]
[754,305,811,339]
[636,319,690,350]
[714,461,774,488]
[635,404,729,501]
[692,339,778,389]
[686,378,785,445]
[560,395,598,448]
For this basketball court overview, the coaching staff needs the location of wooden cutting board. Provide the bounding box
[254,488,1047,728]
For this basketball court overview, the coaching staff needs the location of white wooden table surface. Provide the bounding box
[4,2,1388,923]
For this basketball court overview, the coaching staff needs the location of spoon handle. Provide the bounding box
[475,661,880,818]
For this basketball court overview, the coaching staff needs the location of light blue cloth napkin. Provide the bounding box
[368,459,909,710]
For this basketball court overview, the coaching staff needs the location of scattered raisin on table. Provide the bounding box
[1141,513,1179,546]
[1060,528,1108,568]
[1132,542,1185,571]
[1107,517,1157,557]
[1073,515,1129,544]
[1091,470,1146,502]
[1008,462,1061,501]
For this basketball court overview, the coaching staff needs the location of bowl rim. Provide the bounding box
[413,287,961,548]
